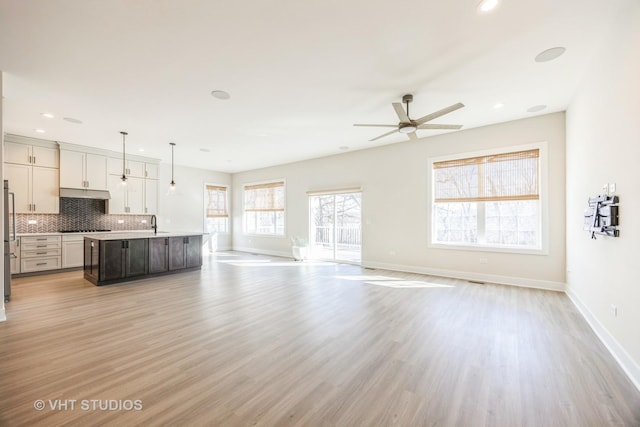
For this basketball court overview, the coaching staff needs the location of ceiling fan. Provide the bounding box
[354,94,465,141]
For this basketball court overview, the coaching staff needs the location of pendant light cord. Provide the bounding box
[169,142,176,187]
[120,131,128,182]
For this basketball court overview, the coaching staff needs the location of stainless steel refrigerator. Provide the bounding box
[4,179,16,302]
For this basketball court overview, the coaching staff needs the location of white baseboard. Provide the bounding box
[231,246,292,259]
[0,307,5,322]
[566,287,640,392]
[362,260,566,292]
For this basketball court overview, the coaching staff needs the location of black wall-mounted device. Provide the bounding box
[584,195,619,239]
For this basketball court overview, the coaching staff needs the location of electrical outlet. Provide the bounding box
[479,257,488,264]
[609,183,616,193]
[117,219,124,224]
[28,220,37,225]
[389,250,396,256]
[610,304,618,317]
[141,219,147,224]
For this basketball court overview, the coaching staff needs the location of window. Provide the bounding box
[244,180,285,235]
[205,184,229,233]
[431,146,543,251]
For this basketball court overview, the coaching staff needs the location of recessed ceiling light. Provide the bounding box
[493,102,504,109]
[211,90,230,100]
[535,47,566,63]
[200,148,211,153]
[63,117,83,124]
[138,148,145,152]
[339,146,349,151]
[477,0,498,13]
[34,129,45,133]
[527,105,547,113]
[41,112,55,119]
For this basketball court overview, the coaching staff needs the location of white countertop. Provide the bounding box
[83,231,204,240]
[18,230,205,238]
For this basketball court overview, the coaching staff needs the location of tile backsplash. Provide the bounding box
[16,198,154,233]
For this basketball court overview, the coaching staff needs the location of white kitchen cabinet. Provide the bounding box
[107,174,144,214]
[62,235,84,268]
[21,235,62,273]
[5,164,30,213]
[5,163,59,213]
[144,178,158,214]
[108,157,145,178]
[59,150,108,190]
[144,163,159,179]
[5,141,58,168]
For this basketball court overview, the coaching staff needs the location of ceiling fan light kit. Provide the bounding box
[354,94,464,142]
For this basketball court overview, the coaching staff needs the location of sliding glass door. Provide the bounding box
[309,192,361,263]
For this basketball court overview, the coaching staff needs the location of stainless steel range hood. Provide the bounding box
[59,188,111,200]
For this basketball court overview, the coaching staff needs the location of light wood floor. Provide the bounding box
[1,252,639,426]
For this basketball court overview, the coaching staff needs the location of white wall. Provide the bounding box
[232,112,566,290]
[565,0,640,389]
[157,163,232,250]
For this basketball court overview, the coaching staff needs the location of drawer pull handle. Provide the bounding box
[36,263,47,266]
[36,252,47,255]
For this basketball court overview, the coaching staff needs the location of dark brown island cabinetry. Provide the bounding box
[169,235,202,270]
[84,233,202,286]
[149,237,169,274]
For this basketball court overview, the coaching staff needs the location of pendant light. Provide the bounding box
[120,131,128,185]
[169,142,176,190]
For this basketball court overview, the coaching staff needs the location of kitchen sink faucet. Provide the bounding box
[151,215,157,234]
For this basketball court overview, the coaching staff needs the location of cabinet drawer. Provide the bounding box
[22,248,61,258]
[21,256,61,272]
[62,234,85,242]
[22,242,61,251]
[21,236,61,244]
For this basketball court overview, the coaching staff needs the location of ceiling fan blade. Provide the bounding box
[369,129,399,142]
[415,102,465,125]
[353,124,398,128]
[407,132,418,141]
[417,123,463,130]
[392,103,410,122]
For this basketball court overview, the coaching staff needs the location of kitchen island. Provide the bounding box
[84,232,202,286]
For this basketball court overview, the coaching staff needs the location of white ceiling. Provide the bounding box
[0,0,623,173]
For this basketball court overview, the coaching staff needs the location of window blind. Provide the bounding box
[206,185,228,218]
[433,149,539,203]
[244,181,285,212]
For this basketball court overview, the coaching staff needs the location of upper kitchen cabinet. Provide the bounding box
[107,175,145,214]
[144,178,158,214]
[5,162,59,213]
[108,157,145,178]
[4,135,59,213]
[144,163,159,179]
[4,137,58,168]
[107,154,160,214]
[59,149,108,190]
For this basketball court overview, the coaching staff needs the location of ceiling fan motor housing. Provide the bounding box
[402,94,413,104]
[398,123,417,133]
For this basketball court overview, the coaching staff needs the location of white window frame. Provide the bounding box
[428,142,549,255]
[203,183,230,234]
[242,179,286,237]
